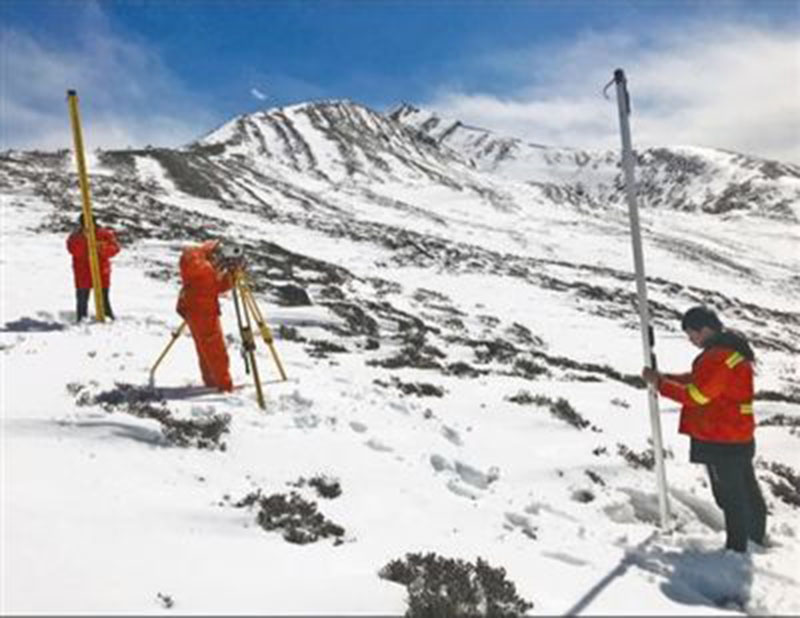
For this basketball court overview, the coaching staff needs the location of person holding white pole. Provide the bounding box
[643,306,767,553]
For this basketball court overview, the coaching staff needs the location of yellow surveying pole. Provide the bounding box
[67,89,105,322]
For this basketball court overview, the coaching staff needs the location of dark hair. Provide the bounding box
[78,213,97,227]
[708,329,756,362]
[682,306,755,361]
[681,306,722,332]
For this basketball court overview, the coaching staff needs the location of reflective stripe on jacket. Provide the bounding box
[658,346,754,443]
[67,227,120,289]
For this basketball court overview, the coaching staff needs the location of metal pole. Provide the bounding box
[231,278,251,375]
[67,90,105,321]
[610,68,669,527]
[233,273,265,409]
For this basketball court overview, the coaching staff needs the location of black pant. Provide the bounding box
[707,460,767,552]
[76,288,114,321]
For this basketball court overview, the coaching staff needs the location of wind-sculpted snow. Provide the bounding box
[2,99,800,614]
[394,103,800,221]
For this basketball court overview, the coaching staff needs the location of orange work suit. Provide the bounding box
[177,241,234,391]
[67,226,120,288]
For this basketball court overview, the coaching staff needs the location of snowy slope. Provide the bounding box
[2,101,799,615]
[392,103,800,221]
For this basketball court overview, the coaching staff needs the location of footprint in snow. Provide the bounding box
[431,456,500,486]
[388,400,410,415]
[440,425,462,446]
[526,501,580,523]
[669,487,725,532]
[446,479,480,500]
[454,460,500,490]
[279,389,314,410]
[504,512,537,539]
[430,453,452,472]
[365,438,393,452]
[349,421,368,433]
[432,455,499,499]
[541,551,589,566]
[294,415,321,430]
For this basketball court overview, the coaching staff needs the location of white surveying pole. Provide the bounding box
[608,68,669,528]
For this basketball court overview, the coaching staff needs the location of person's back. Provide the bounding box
[178,241,230,318]
[672,330,755,446]
[176,240,234,392]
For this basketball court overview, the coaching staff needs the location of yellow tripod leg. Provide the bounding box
[246,329,266,409]
[234,280,266,409]
[149,322,187,387]
[241,285,288,381]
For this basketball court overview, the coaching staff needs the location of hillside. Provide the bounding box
[2,100,799,614]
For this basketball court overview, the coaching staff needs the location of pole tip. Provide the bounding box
[614,68,626,83]
[67,89,77,96]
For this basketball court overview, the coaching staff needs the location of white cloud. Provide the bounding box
[250,88,268,101]
[0,9,215,151]
[426,21,800,163]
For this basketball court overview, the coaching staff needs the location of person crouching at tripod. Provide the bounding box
[176,240,244,392]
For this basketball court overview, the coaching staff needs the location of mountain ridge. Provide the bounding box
[3,96,800,615]
[1,98,798,383]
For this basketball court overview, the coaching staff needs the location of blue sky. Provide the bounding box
[2,0,799,161]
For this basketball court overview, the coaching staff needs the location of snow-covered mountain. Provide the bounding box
[2,100,799,614]
[392,103,800,219]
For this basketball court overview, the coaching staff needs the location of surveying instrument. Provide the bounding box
[149,255,287,410]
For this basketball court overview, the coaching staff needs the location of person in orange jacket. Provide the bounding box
[176,240,243,392]
[643,306,767,553]
[66,213,121,322]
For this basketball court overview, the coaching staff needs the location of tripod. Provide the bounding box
[149,268,287,409]
[230,268,287,409]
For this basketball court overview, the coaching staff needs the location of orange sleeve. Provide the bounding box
[67,232,86,257]
[658,378,691,404]
[662,372,691,384]
[658,349,731,406]
[217,270,233,294]
[97,228,121,259]
[199,240,219,259]
[183,241,231,295]
[183,254,217,287]
[200,241,232,294]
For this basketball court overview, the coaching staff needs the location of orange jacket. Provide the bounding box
[67,227,120,289]
[176,241,233,318]
[659,346,754,443]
